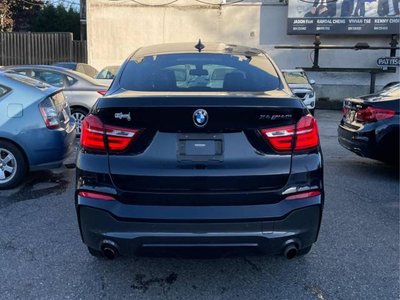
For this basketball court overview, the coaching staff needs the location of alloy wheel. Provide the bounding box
[0,148,17,184]
[72,112,86,135]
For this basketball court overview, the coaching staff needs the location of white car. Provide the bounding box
[95,65,120,86]
[282,69,316,114]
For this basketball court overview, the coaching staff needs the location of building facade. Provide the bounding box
[85,0,399,100]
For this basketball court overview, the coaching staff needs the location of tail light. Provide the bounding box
[80,114,141,152]
[355,107,395,123]
[285,190,321,200]
[97,90,107,96]
[39,97,60,129]
[260,115,319,152]
[78,191,115,201]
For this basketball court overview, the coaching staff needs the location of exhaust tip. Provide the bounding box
[283,244,298,260]
[101,241,119,260]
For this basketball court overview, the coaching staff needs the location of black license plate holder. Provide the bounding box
[177,134,223,162]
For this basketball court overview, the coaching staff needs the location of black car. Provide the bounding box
[338,84,399,164]
[75,42,324,260]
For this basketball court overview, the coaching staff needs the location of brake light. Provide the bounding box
[260,115,319,152]
[80,115,105,151]
[261,124,295,151]
[78,191,115,201]
[80,114,140,152]
[105,125,139,151]
[97,90,107,96]
[355,107,395,123]
[39,97,60,129]
[285,190,321,200]
[295,115,319,150]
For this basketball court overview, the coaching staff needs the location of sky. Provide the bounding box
[46,0,80,10]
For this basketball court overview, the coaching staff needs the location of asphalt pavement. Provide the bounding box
[0,110,398,299]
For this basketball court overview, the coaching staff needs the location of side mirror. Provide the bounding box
[309,79,316,85]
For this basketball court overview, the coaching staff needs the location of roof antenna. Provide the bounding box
[195,39,205,52]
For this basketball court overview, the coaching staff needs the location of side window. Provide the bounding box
[67,76,77,86]
[33,70,67,87]
[15,69,36,78]
[0,85,11,98]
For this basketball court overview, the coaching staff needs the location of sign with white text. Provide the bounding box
[377,57,400,66]
[288,0,400,35]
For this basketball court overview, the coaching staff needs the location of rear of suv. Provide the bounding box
[75,42,324,260]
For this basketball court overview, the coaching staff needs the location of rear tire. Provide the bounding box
[71,107,88,136]
[87,247,104,258]
[0,141,27,190]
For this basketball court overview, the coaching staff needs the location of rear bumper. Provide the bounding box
[337,124,377,159]
[29,121,76,170]
[77,197,322,256]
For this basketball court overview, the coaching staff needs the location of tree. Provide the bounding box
[0,1,13,32]
[8,0,44,31]
[31,4,80,39]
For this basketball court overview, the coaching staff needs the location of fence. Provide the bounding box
[0,32,87,66]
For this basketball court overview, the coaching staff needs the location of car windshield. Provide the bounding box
[119,53,280,92]
[283,72,309,84]
[96,66,119,79]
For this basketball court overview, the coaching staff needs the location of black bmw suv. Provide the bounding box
[75,42,324,259]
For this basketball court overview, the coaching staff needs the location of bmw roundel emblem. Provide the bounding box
[193,109,208,128]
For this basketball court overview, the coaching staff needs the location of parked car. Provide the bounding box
[338,83,399,164]
[382,81,399,90]
[4,65,108,135]
[53,62,98,78]
[95,65,120,86]
[0,72,76,189]
[96,65,120,80]
[75,42,324,260]
[282,69,316,115]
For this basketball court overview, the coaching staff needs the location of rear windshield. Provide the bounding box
[5,72,50,90]
[119,53,280,92]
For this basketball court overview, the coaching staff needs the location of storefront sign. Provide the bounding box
[288,0,400,35]
[377,57,400,66]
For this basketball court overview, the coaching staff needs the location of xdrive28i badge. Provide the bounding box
[193,109,208,128]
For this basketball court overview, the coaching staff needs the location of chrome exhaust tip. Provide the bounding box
[101,240,119,260]
[283,244,298,259]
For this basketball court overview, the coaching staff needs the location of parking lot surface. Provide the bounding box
[0,110,398,299]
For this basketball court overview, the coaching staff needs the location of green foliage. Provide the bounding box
[31,4,80,40]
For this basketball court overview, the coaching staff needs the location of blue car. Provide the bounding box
[0,72,76,189]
